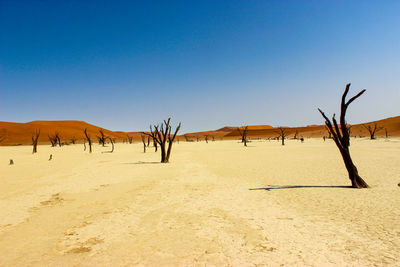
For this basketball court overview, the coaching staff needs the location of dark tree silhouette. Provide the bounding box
[70,137,77,144]
[275,127,290,146]
[237,126,248,146]
[142,118,181,163]
[55,132,61,147]
[385,128,389,138]
[97,129,106,146]
[32,129,40,154]
[141,135,146,153]
[363,123,383,140]
[127,135,133,144]
[293,130,299,140]
[205,135,209,143]
[212,136,215,142]
[84,128,92,153]
[318,83,369,188]
[107,137,114,153]
[48,134,57,147]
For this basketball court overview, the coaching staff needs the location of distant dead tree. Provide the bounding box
[127,135,133,144]
[107,137,114,153]
[97,129,106,146]
[237,126,248,146]
[196,136,200,142]
[205,135,209,143]
[293,130,299,140]
[363,123,383,140]
[84,128,92,153]
[32,129,40,154]
[48,134,57,147]
[152,134,158,152]
[142,118,181,163]
[275,127,290,146]
[318,83,369,188]
[141,135,146,153]
[70,137,77,144]
[55,132,61,147]
[385,128,389,138]
[212,136,215,142]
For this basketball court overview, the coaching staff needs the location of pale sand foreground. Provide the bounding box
[1,139,399,266]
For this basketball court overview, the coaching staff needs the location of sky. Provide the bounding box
[0,0,399,133]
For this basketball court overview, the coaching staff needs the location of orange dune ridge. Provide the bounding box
[0,121,137,146]
[0,116,399,145]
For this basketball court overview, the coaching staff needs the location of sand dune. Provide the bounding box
[1,116,399,146]
[1,139,399,266]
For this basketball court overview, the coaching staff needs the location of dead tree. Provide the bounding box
[318,83,369,188]
[141,135,146,153]
[153,135,158,152]
[48,134,57,147]
[142,118,181,163]
[212,136,215,142]
[147,136,151,147]
[107,137,114,153]
[385,128,389,138]
[84,128,92,153]
[127,135,133,144]
[205,135,209,143]
[70,137,77,144]
[97,129,106,146]
[363,123,383,140]
[237,126,248,146]
[55,132,61,147]
[32,129,40,154]
[275,127,290,146]
[293,130,299,140]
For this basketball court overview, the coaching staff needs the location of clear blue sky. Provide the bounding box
[1,1,399,133]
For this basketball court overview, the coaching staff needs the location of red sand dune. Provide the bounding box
[0,121,134,146]
[0,116,399,146]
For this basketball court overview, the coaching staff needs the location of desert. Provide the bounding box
[1,133,400,266]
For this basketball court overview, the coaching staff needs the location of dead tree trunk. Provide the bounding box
[48,134,57,147]
[55,132,61,147]
[97,129,106,146]
[142,118,181,163]
[205,135,209,143]
[237,126,248,147]
[275,127,289,146]
[141,135,146,153]
[70,137,76,144]
[107,137,114,153]
[318,83,369,188]
[153,136,158,152]
[127,135,133,144]
[84,128,92,153]
[32,129,40,154]
[385,128,389,138]
[363,123,383,140]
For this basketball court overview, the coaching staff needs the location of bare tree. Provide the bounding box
[142,118,181,163]
[107,137,114,153]
[97,129,106,146]
[293,130,299,140]
[55,132,61,147]
[147,136,151,147]
[212,136,215,142]
[127,135,133,144]
[141,135,146,153]
[237,126,248,146]
[84,128,92,153]
[70,137,77,144]
[275,127,290,146]
[205,135,209,143]
[363,123,383,140]
[48,134,57,147]
[318,83,368,188]
[32,129,40,154]
[385,128,389,139]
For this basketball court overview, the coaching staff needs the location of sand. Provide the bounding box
[1,138,399,266]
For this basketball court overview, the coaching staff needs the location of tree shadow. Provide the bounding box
[249,185,352,191]
[124,161,160,165]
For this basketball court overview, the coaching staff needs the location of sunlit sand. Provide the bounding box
[1,139,399,266]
